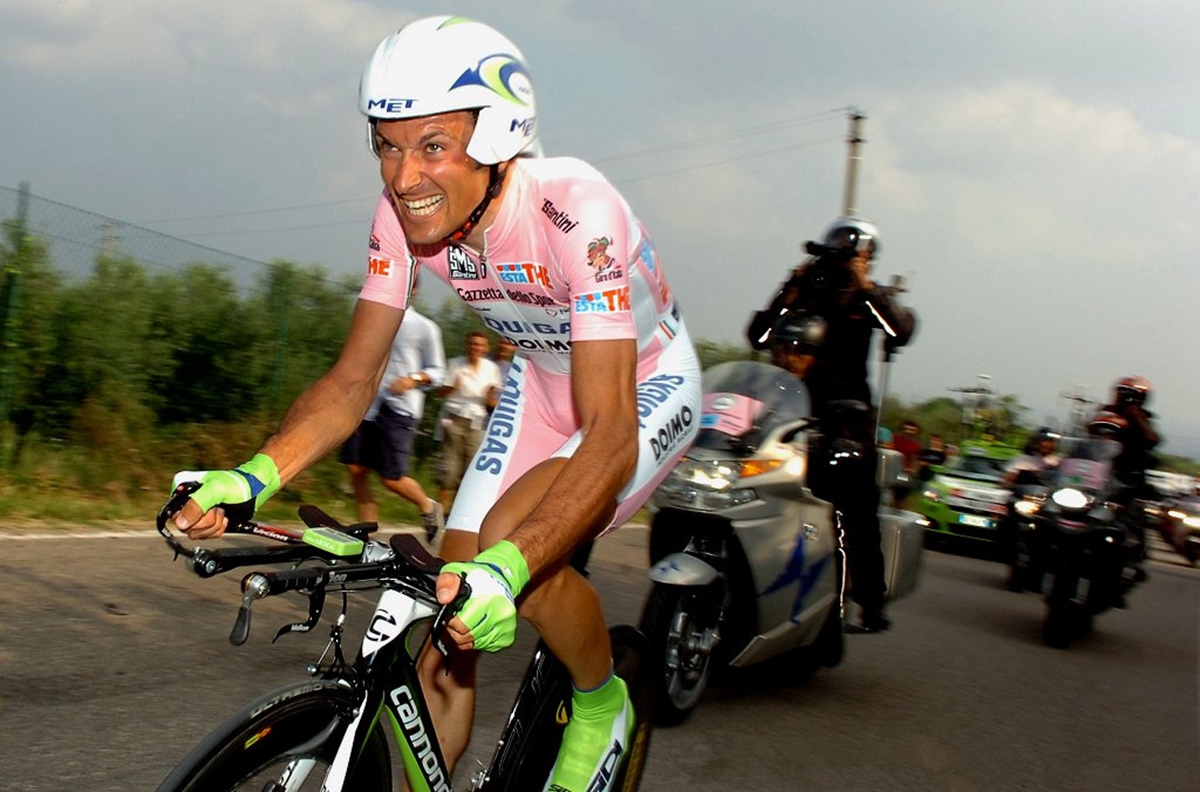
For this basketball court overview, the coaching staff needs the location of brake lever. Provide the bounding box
[273,587,328,643]
[157,481,201,560]
[430,574,472,673]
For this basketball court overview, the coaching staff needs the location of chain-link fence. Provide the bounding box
[0,182,271,284]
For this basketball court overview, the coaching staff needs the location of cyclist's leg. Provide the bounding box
[416,528,480,774]
[481,457,615,687]
[477,342,699,788]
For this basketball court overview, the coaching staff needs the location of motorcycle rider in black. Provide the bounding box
[1093,376,1162,580]
[1098,376,1160,497]
[747,217,916,633]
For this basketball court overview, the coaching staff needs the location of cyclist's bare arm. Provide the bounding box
[505,337,639,572]
[174,300,404,538]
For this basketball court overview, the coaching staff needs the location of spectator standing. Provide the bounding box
[893,420,922,474]
[339,297,446,540]
[437,330,502,512]
[892,419,923,506]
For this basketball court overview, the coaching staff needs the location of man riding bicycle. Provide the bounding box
[167,15,700,792]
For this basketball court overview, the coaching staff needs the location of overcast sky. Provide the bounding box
[2,1,1198,456]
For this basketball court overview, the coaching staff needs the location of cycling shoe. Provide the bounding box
[544,674,633,792]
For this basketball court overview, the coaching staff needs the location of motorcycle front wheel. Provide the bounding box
[639,582,723,726]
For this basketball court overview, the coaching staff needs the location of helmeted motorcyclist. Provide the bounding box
[747,217,916,633]
[1098,376,1160,496]
[1002,426,1061,489]
[769,310,827,381]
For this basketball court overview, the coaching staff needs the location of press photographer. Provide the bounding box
[746,216,916,633]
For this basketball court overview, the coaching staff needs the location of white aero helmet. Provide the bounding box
[822,216,880,258]
[359,16,537,165]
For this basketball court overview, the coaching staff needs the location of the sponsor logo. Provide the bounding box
[639,236,672,304]
[451,53,533,107]
[585,740,624,792]
[509,336,571,354]
[366,97,417,114]
[496,262,551,287]
[506,289,556,307]
[475,359,523,474]
[541,199,580,234]
[249,683,328,718]
[457,287,506,303]
[448,245,484,280]
[365,612,399,646]
[595,265,624,283]
[587,236,615,277]
[636,374,686,427]
[649,405,694,462]
[483,316,571,336]
[575,287,630,314]
[510,116,537,139]
[369,233,381,252]
[368,256,394,277]
[389,686,451,791]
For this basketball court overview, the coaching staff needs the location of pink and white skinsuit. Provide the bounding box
[359,156,701,535]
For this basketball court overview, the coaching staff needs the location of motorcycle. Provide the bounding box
[638,360,923,725]
[1019,437,1143,648]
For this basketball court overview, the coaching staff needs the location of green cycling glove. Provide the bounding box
[442,540,531,653]
[171,453,282,524]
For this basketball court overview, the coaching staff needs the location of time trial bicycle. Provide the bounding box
[154,483,653,792]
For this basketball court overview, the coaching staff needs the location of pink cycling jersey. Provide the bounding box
[359,156,700,534]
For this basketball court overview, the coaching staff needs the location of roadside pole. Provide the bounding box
[0,181,30,458]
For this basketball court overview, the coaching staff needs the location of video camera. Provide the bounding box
[800,240,857,291]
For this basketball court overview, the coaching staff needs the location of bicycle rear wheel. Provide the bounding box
[156,680,391,792]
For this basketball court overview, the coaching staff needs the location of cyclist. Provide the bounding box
[167,15,700,792]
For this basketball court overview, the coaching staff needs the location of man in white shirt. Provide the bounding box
[339,301,446,540]
[437,330,501,512]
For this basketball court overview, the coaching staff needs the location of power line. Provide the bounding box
[127,109,848,228]
[590,108,845,166]
[134,197,370,226]
[609,135,843,186]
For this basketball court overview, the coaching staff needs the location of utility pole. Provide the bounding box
[0,181,30,443]
[842,107,866,217]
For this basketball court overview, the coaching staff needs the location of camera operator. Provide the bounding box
[1100,376,1160,497]
[747,217,916,633]
[1095,376,1163,580]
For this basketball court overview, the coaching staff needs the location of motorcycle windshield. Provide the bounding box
[1053,437,1120,493]
[694,361,810,454]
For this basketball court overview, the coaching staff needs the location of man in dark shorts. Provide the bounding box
[340,301,446,540]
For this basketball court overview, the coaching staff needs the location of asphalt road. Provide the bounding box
[0,522,1195,791]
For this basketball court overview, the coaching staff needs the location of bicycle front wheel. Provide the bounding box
[156,680,392,792]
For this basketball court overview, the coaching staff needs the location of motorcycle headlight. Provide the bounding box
[1166,509,1200,528]
[922,488,940,503]
[1015,499,1042,517]
[657,459,757,512]
[1050,488,1090,511]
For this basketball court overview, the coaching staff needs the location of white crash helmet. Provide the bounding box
[822,216,880,258]
[359,15,537,165]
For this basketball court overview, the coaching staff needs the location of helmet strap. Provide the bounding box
[447,163,503,244]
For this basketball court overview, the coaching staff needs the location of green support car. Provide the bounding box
[913,440,1021,545]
